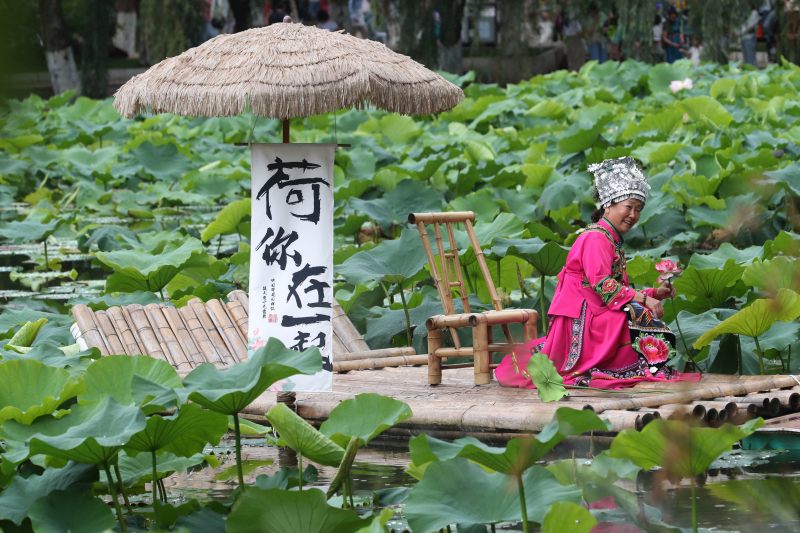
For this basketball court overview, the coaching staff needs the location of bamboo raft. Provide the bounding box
[69,290,418,372]
[69,292,800,440]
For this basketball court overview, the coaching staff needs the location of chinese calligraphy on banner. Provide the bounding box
[248,143,335,392]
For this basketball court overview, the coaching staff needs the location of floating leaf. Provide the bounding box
[526,351,568,402]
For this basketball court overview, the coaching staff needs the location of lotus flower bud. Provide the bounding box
[772,149,784,159]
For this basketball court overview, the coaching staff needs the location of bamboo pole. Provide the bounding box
[415,221,460,350]
[225,299,249,341]
[433,222,457,321]
[333,354,428,372]
[227,290,250,310]
[445,222,471,314]
[178,304,226,365]
[146,304,193,372]
[522,311,538,343]
[207,299,248,360]
[125,304,169,362]
[188,299,237,365]
[71,305,110,356]
[120,306,148,356]
[409,212,476,224]
[94,310,127,355]
[331,302,370,352]
[334,347,416,362]
[428,328,442,385]
[473,315,490,385]
[106,306,143,356]
[332,331,349,357]
[590,376,800,414]
[161,304,206,367]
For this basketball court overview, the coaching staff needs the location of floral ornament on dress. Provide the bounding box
[655,259,683,284]
[638,335,671,364]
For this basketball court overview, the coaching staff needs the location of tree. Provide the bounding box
[78,0,116,99]
[438,0,467,73]
[140,0,202,65]
[39,0,81,95]
[399,0,437,69]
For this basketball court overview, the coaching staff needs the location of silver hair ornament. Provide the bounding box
[587,156,650,208]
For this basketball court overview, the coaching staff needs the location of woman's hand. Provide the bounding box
[644,295,665,319]
[654,282,677,300]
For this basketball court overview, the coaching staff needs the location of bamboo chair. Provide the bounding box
[408,211,539,386]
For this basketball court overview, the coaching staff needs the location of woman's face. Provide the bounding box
[603,199,643,234]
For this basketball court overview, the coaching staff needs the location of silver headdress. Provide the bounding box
[587,156,650,208]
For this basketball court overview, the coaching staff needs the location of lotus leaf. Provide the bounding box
[1,344,97,377]
[7,397,146,466]
[254,465,319,490]
[183,338,322,415]
[229,415,271,435]
[0,461,97,525]
[80,354,183,413]
[265,403,344,467]
[348,179,442,233]
[647,61,692,93]
[125,402,228,457]
[96,237,209,293]
[0,359,85,425]
[100,450,210,487]
[319,393,413,448]
[541,501,597,533]
[336,228,428,287]
[674,259,746,309]
[175,508,226,533]
[526,351,568,402]
[404,458,581,532]
[743,256,800,294]
[609,418,764,477]
[227,487,379,533]
[200,198,250,242]
[490,238,568,276]
[28,489,116,533]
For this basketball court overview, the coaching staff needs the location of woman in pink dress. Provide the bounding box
[496,157,698,390]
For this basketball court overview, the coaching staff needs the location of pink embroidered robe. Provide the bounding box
[495,218,698,389]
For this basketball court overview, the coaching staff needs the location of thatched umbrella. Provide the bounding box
[113,21,463,140]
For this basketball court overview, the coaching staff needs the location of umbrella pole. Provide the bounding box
[283,119,290,143]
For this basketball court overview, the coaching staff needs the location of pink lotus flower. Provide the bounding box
[250,338,267,350]
[655,260,682,284]
[669,78,693,93]
[638,336,670,364]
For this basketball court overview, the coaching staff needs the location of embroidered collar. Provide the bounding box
[599,217,624,245]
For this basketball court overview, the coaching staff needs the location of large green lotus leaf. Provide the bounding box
[679,96,734,127]
[349,179,442,233]
[710,78,737,100]
[404,458,581,532]
[319,393,413,448]
[266,403,344,467]
[200,198,250,242]
[489,237,568,276]
[526,351,568,402]
[227,487,380,533]
[451,212,527,251]
[694,289,800,349]
[129,142,193,181]
[0,309,73,337]
[673,259,746,308]
[762,162,800,196]
[97,237,208,293]
[175,508,226,533]
[647,61,692,93]
[743,256,800,294]
[377,114,422,144]
[125,402,228,457]
[688,243,765,270]
[0,461,97,525]
[363,297,453,350]
[546,451,640,493]
[336,228,428,286]
[0,359,85,425]
[254,465,318,491]
[556,122,602,155]
[1,344,97,379]
[0,217,60,244]
[183,339,321,415]
[67,291,163,312]
[409,408,610,476]
[57,146,118,175]
[79,354,183,413]
[538,173,593,212]
[448,188,501,222]
[28,489,116,533]
[623,108,683,138]
[631,142,686,165]
[541,501,597,533]
[20,397,146,465]
[100,450,209,487]
[667,309,722,360]
[707,477,800,522]
[609,418,764,478]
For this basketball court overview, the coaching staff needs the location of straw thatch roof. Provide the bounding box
[113,23,463,119]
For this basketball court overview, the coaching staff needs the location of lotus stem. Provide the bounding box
[737,335,743,375]
[669,294,701,375]
[151,450,159,525]
[326,436,360,499]
[233,413,245,493]
[788,344,792,374]
[217,235,222,256]
[540,273,548,336]
[298,452,303,491]
[158,479,167,502]
[786,189,792,232]
[398,287,412,347]
[113,463,133,515]
[341,476,348,509]
[517,474,529,533]
[43,239,49,272]
[516,263,532,298]
[754,336,765,375]
[491,525,496,533]
[103,461,128,533]
[347,476,355,509]
[691,476,697,533]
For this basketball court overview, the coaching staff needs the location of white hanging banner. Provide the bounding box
[248,143,335,392]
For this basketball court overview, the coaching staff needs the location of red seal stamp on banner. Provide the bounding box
[268,314,278,323]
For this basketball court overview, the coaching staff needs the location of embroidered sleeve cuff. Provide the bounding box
[606,286,635,311]
[592,276,629,307]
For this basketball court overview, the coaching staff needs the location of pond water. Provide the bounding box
[151,435,800,533]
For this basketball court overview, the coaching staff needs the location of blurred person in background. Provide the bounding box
[662,7,684,63]
[316,9,339,31]
[585,2,608,63]
[268,0,289,24]
[561,3,585,70]
[653,14,664,61]
[742,2,761,66]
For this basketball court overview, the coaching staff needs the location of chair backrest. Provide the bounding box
[408,211,509,347]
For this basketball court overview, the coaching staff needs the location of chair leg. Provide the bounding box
[428,328,442,385]
[523,312,538,343]
[473,320,490,385]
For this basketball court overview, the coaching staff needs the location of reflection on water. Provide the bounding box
[162,437,800,532]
